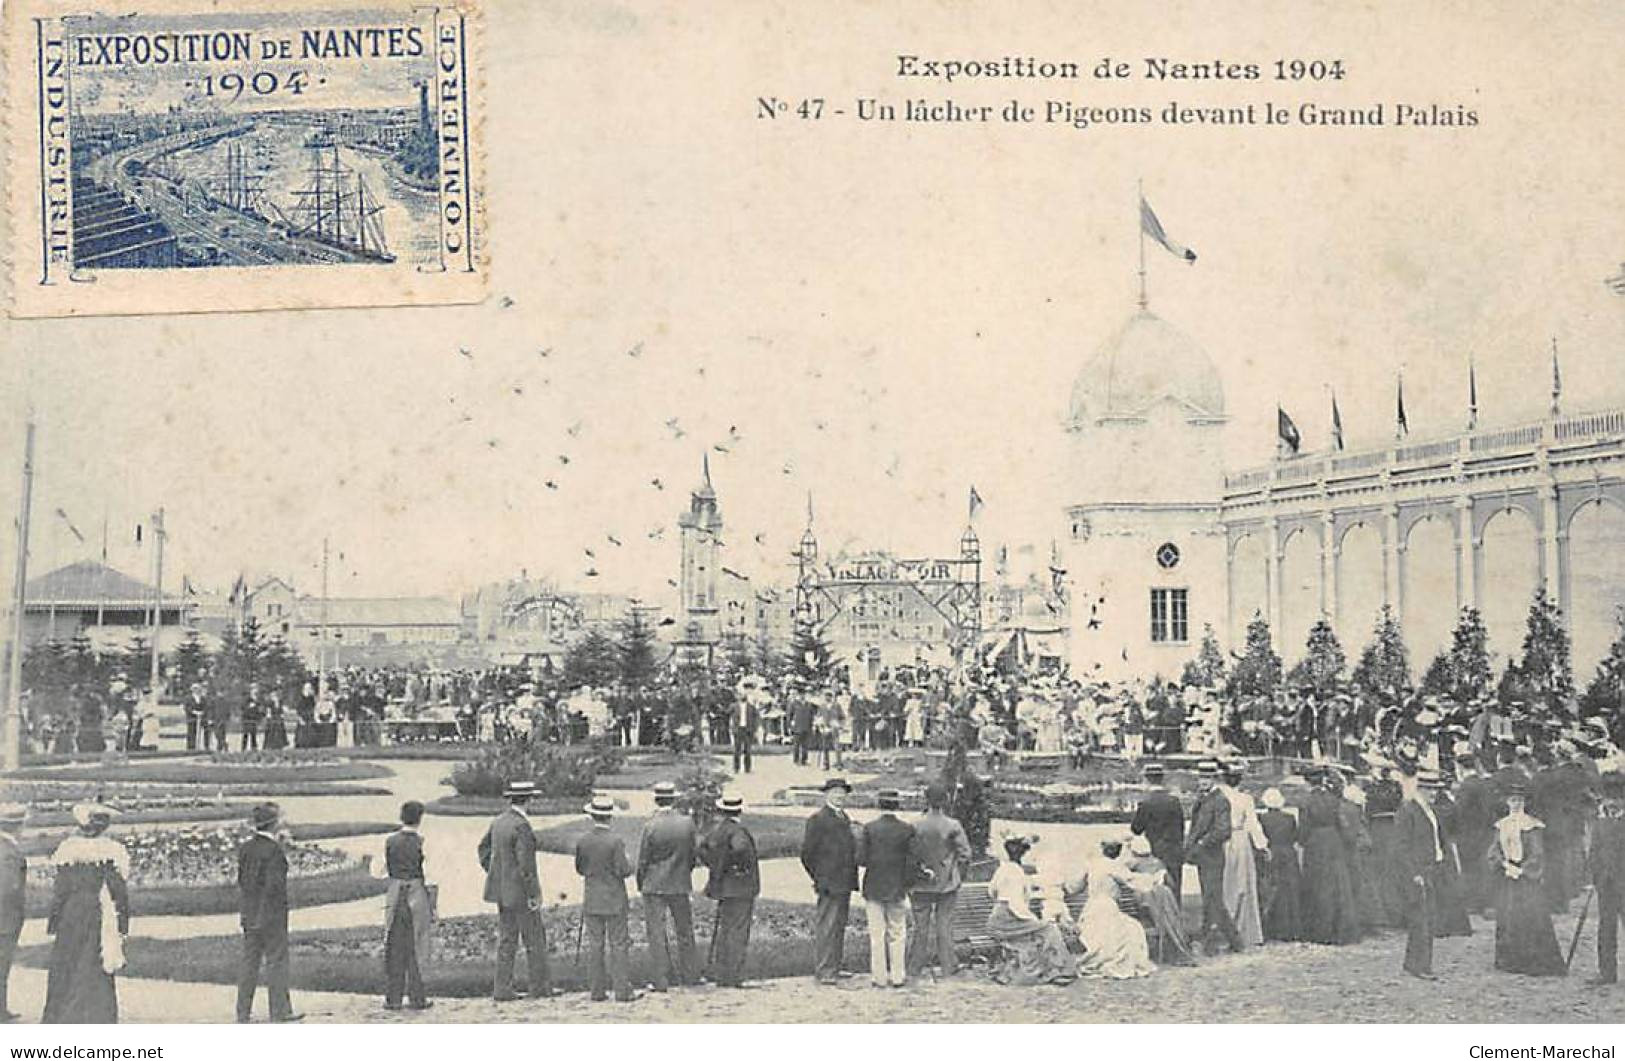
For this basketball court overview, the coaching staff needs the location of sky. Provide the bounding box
[4,0,1625,610]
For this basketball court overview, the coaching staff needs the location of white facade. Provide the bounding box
[1063,308,1230,680]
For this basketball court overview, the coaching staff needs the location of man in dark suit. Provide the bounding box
[575,796,640,1002]
[209,687,232,751]
[236,802,301,1023]
[637,781,698,991]
[731,695,759,774]
[790,689,816,766]
[0,804,25,1023]
[240,682,264,751]
[1452,751,1497,914]
[858,789,918,987]
[909,783,970,978]
[477,780,555,1001]
[1396,769,1446,979]
[1131,761,1186,898]
[183,682,210,751]
[800,777,858,984]
[701,793,759,987]
[383,800,433,1012]
[1589,773,1625,986]
[1185,759,1242,954]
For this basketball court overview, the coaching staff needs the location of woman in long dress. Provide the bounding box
[986,836,1075,986]
[263,694,289,751]
[1258,788,1304,942]
[1300,769,1361,944]
[1487,785,1565,976]
[1341,783,1383,931]
[1123,836,1196,964]
[43,804,130,1024]
[1070,842,1157,979]
[1222,765,1266,948]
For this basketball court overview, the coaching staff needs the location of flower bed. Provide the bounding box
[20,898,873,996]
[5,758,393,785]
[19,820,396,859]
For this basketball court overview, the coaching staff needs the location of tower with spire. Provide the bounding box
[677,453,723,639]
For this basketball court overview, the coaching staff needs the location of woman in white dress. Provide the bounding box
[1221,762,1267,947]
[1070,840,1157,979]
[986,836,1076,986]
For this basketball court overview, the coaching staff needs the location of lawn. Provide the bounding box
[533,813,807,862]
[14,898,874,996]
[12,802,255,830]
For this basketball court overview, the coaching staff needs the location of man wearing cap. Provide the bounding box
[701,794,759,987]
[800,777,858,984]
[909,782,971,979]
[236,802,301,1022]
[1185,759,1243,954]
[1396,769,1445,979]
[575,796,640,1002]
[478,780,555,1002]
[0,804,25,1023]
[858,790,918,987]
[1132,762,1185,899]
[637,781,698,991]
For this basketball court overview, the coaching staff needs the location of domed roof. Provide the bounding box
[1067,309,1225,425]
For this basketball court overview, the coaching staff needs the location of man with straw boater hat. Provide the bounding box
[0,803,25,1023]
[701,792,759,988]
[1185,758,1243,955]
[575,795,639,1002]
[637,781,699,991]
[478,780,556,1002]
[1130,761,1185,899]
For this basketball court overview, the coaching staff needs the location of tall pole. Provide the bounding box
[318,536,329,700]
[5,420,37,772]
[148,507,164,699]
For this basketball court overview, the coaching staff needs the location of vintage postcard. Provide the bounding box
[1,0,1624,1047]
[3,0,484,317]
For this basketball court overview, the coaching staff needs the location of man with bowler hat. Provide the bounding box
[701,793,759,987]
[638,781,699,990]
[575,795,640,1002]
[0,803,26,1023]
[477,780,556,1001]
[236,802,301,1023]
[800,776,858,984]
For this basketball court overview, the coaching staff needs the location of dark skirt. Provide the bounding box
[1492,876,1564,976]
[1434,849,1474,938]
[1367,816,1407,927]
[264,717,288,750]
[1301,827,1361,945]
[1262,846,1304,942]
[43,886,118,1023]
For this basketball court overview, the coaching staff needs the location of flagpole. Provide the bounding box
[1136,178,1147,309]
[5,419,37,772]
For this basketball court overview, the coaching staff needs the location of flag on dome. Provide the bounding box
[1468,358,1479,430]
[968,485,984,521]
[1396,374,1409,438]
[1277,406,1301,455]
[1330,393,1345,451]
[1140,197,1197,263]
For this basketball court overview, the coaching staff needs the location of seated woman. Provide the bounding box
[1069,840,1157,980]
[1124,835,1196,964]
[987,835,1076,986]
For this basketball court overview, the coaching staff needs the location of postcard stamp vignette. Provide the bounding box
[4,0,485,318]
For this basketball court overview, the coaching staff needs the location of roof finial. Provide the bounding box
[702,450,712,488]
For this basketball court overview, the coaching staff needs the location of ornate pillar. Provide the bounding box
[1266,517,1283,646]
[1383,504,1402,623]
[1454,494,1476,614]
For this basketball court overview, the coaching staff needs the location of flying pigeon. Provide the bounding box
[458,346,473,359]
[545,480,559,490]
[566,420,582,437]
[648,527,665,540]
[537,347,552,358]
[585,567,600,577]
[558,454,570,465]
[584,548,596,558]
[753,533,767,545]
[607,535,622,547]
[627,342,643,358]
[651,478,665,490]
[713,443,730,454]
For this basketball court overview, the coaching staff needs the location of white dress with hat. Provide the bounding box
[1222,785,1266,948]
[1072,855,1156,979]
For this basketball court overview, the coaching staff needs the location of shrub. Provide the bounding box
[448,743,597,799]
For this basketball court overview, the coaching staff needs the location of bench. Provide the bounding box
[949,881,1167,959]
